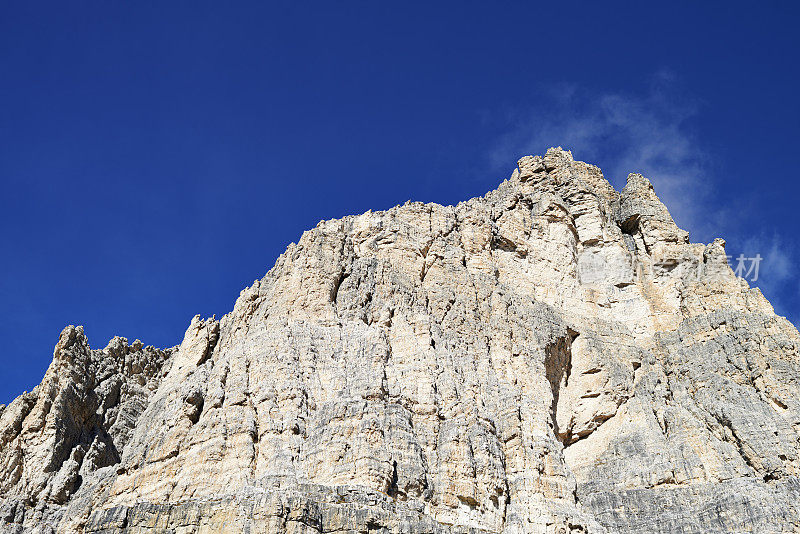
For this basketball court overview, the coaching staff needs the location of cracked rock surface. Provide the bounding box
[1,148,799,533]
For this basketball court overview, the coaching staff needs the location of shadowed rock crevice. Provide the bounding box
[546,332,576,444]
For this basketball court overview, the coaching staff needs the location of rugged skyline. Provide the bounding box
[2,2,800,406]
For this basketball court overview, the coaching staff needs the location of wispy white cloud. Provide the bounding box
[487,74,798,325]
[737,233,795,314]
[487,73,717,237]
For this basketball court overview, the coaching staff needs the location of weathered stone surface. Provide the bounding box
[1,147,798,533]
[0,327,173,532]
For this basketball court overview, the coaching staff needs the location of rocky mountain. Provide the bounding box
[1,148,799,533]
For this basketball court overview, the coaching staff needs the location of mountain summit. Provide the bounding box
[2,148,798,533]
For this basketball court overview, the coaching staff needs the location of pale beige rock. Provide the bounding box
[1,147,799,533]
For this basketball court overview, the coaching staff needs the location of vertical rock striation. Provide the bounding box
[1,148,799,533]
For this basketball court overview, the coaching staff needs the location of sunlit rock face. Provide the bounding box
[2,148,799,533]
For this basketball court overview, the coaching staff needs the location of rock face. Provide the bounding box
[2,148,799,533]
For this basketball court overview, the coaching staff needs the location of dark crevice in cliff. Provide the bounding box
[387,460,399,499]
[546,329,578,443]
[491,233,521,255]
[619,214,640,236]
[331,270,350,306]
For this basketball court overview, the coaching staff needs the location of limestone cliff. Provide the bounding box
[2,148,799,533]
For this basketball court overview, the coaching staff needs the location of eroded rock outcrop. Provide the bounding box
[2,148,798,533]
[0,327,172,530]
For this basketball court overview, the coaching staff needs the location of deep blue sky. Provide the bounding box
[2,2,799,403]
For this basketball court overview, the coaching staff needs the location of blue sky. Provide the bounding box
[1,1,799,403]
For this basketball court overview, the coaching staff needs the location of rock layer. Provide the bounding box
[1,148,799,533]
